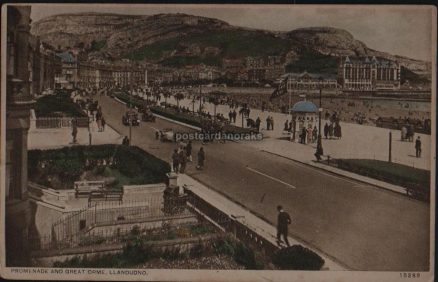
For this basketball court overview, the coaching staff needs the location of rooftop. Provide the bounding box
[291,100,318,113]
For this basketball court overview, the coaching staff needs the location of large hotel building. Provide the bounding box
[338,56,401,91]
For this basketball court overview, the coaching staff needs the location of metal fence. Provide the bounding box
[184,187,278,256]
[39,195,192,248]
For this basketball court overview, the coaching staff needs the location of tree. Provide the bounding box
[208,96,220,119]
[163,91,171,108]
[174,93,185,109]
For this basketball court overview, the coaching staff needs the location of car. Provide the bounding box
[160,128,175,142]
[140,108,156,122]
[122,111,140,126]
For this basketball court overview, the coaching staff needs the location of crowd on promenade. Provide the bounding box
[171,142,206,173]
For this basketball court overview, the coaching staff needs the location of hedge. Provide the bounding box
[34,92,87,117]
[150,106,255,135]
[272,245,325,270]
[111,90,255,135]
[335,159,430,189]
[28,145,171,189]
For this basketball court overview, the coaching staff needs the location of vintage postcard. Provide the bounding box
[0,3,436,281]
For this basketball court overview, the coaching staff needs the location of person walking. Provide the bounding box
[186,141,192,162]
[172,149,180,173]
[122,136,130,146]
[312,126,318,143]
[307,126,312,144]
[71,118,78,144]
[197,147,205,170]
[328,122,334,139]
[179,148,187,173]
[324,122,329,139]
[276,205,291,247]
[415,136,422,158]
[255,117,261,133]
[266,116,271,130]
[284,120,289,131]
[101,117,106,132]
[301,127,307,144]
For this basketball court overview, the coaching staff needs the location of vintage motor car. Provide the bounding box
[160,128,175,142]
[122,110,140,126]
[141,109,156,122]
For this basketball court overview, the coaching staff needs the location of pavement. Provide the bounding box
[178,173,345,271]
[28,119,123,150]
[85,94,430,271]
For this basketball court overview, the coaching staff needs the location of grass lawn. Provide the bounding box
[335,159,430,190]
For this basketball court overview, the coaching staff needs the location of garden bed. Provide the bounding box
[34,91,87,117]
[111,90,255,135]
[52,234,266,270]
[28,145,171,190]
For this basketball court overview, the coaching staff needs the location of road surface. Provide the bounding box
[97,95,430,271]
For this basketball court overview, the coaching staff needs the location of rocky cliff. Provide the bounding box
[31,13,430,75]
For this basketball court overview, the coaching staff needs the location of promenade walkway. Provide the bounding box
[28,119,123,150]
[163,95,432,171]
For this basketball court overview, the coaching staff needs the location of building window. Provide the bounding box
[7,31,16,76]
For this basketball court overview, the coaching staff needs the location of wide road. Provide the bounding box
[97,95,430,271]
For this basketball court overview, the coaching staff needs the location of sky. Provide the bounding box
[29,4,435,61]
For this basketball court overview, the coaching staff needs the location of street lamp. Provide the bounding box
[315,77,324,161]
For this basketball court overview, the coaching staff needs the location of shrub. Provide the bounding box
[78,235,106,247]
[272,245,325,270]
[130,225,141,236]
[28,145,170,189]
[122,238,154,264]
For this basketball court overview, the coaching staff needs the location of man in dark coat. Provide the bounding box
[172,149,180,173]
[197,147,205,170]
[186,141,192,162]
[255,117,261,133]
[276,205,291,247]
[301,127,307,144]
[179,148,187,173]
[415,136,422,158]
[324,123,329,139]
[71,118,78,143]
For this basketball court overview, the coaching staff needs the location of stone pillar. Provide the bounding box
[163,173,187,215]
[5,6,34,267]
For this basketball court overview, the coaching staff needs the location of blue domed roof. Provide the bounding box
[291,101,318,113]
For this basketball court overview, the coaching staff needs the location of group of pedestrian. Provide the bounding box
[283,120,293,132]
[228,110,238,123]
[266,116,275,130]
[323,121,342,139]
[299,125,318,144]
[171,141,205,173]
[95,107,106,132]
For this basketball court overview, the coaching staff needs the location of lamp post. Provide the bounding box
[315,78,324,160]
[198,84,202,113]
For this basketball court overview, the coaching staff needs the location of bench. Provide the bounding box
[74,181,105,198]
